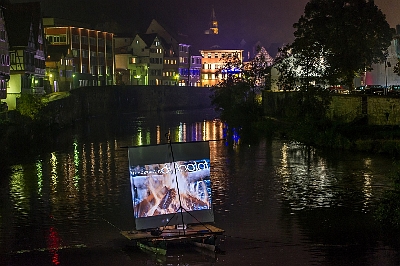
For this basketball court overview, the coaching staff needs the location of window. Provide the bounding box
[46,35,67,44]
[10,52,15,64]
[72,35,79,43]
[72,49,78,57]
[81,36,88,44]
[208,53,211,58]
[82,50,88,58]
[66,70,73,78]
[215,53,218,58]
[0,30,6,41]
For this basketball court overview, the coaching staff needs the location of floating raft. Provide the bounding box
[121,224,224,255]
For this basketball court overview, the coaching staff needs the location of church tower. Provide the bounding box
[205,6,218,35]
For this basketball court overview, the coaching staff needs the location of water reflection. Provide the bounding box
[1,110,400,265]
[276,142,390,214]
[10,165,29,215]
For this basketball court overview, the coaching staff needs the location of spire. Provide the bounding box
[211,6,217,21]
[205,6,218,35]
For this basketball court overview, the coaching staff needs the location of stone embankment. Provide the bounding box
[263,91,400,126]
[45,85,213,127]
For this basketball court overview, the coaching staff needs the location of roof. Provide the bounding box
[137,33,158,48]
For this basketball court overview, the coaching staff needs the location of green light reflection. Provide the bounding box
[50,152,58,192]
[36,160,43,196]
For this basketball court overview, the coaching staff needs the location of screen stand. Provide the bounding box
[159,133,203,236]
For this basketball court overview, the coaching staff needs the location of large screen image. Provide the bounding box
[128,142,214,230]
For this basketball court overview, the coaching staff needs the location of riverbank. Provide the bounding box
[260,90,400,157]
[257,115,400,157]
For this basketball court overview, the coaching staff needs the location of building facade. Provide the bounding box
[146,19,191,86]
[199,49,243,87]
[0,4,9,103]
[189,55,201,86]
[44,18,115,91]
[3,2,45,110]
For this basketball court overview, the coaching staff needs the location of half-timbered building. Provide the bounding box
[3,1,45,110]
[0,3,9,104]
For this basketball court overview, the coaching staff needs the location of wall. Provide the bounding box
[44,85,213,126]
[263,91,400,126]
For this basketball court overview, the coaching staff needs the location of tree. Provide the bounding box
[276,0,393,89]
[16,94,48,120]
[210,47,270,129]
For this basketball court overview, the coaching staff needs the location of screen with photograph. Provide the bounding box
[128,141,214,230]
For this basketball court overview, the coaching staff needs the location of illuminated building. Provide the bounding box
[130,33,164,86]
[189,55,202,87]
[199,49,243,87]
[43,18,115,91]
[2,2,44,110]
[0,3,9,106]
[114,37,134,85]
[146,19,191,86]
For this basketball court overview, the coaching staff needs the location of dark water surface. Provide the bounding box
[1,109,400,266]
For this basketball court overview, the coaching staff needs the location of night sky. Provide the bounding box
[9,0,400,48]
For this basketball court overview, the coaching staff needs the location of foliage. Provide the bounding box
[16,94,48,120]
[275,0,393,89]
[210,46,270,129]
[282,87,333,145]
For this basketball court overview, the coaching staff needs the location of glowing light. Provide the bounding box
[36,160,43,196]
[202,120,207,141]
[47,226,61,265]
[50,152,58,192]
[10,165,29,214]
[133,127,143,146]
[156,125,161,144]
[145,131,151,145]
[73,139,80,190]
[178,122,186,142]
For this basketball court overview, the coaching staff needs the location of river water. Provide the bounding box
[1,108,400,266]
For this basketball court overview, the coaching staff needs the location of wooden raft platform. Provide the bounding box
[121,224,224,243]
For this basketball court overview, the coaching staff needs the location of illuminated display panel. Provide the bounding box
[128,141,214,230]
